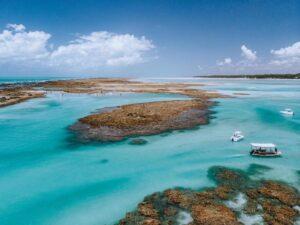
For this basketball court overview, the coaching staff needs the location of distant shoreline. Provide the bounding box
[195,73,300,79]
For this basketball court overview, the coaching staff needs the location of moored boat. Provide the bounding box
[280,108,294,116]
[250,143,282,157]
[231,131,244,142]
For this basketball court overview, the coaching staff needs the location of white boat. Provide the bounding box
[280,108,294,116]
[250,143,282,157]
[231,131,244,142]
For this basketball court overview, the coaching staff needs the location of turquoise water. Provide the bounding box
[0,77,70,84]
[0,79,299,225]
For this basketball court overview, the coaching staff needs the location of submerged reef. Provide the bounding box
[118,165,300,225]
[70,100,212,142]
[129,138,148,145]
[0,77,222,108]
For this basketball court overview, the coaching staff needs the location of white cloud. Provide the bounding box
[217,57,232,66]
[0,24,51,62]
[271,42,300,58]
[6,23,26,32]
[50,31,154,69]
[270,41,300,67]
[213,42,300,75]
[241,45,257,61]
[0,24,154,71]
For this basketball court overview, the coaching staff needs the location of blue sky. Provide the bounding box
[0,0,299,77]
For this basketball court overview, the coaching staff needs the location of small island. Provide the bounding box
[0,78,221,142]
[70,99,213,142]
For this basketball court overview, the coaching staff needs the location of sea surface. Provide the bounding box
[0,77,299,225]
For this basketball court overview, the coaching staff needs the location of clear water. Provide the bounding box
[0,78,299,225]
[0,76,70,84]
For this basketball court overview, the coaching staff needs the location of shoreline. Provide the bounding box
[0,77,222,108]
[1,77,222,141]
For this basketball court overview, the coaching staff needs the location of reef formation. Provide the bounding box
[70,99,212,142]
[0,78,221,108]
[0,87,44,108]
[118,165,300,225]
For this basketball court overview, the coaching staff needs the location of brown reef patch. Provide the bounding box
[70,99,212,142]
[0,77,222,108]
[117,165,300,225]
[0,87,45,108]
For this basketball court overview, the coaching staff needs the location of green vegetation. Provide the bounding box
[197,73,300,79]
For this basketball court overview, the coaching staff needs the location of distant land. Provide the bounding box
[196,73,300,79]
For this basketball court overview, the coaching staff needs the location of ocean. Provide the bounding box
[0,77,299,224]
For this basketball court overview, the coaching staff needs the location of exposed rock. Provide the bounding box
[70,100,212,142]
[258,181,299,206]
[138,202,159,218]
[0,77,223,108]
[261,200,297,225]
[214,185,232,200]
[191,204,241,225]
[163,207,177,217]
[164,189,193,209]
[243,198,260,215]
[117,165,300,225]
[140,218,161,225]
[0,88,45,108]
[39,78,221,99]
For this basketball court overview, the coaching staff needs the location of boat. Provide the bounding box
[231,131,244,142]
[280,108,294,116]
[250,143,282,157]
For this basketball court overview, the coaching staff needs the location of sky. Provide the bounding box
[0,0,299,77]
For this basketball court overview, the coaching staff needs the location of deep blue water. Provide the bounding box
[0,78,299,225]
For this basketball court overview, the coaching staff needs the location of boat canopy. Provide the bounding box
[251,143,276,148]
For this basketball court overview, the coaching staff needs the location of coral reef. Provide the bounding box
[0,87,44,108]
[118,165,300,225]
[129,138,148,145]
[0,78,221,108]
[70,100,212,142]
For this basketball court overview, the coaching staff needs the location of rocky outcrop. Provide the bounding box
[70,100,213,142]
[40,78,221,99]
[0,88,45,108]
[0,77,223,108]
[117,165,300,225]
[191,204,240,225]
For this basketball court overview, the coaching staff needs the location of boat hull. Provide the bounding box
[280,111,294,116]
[231,136,244,142]
[250,151,282,157]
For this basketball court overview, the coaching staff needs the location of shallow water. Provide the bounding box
[0,78,299,225]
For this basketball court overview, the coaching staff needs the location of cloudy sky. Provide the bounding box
[0,0,299,77]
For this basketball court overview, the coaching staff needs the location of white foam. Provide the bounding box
[225,193,247,211]
[177,211,193,225]
[294,205,300,212]
[238,212,264,225]
[257,204,263,210]
[229,154,247,158]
